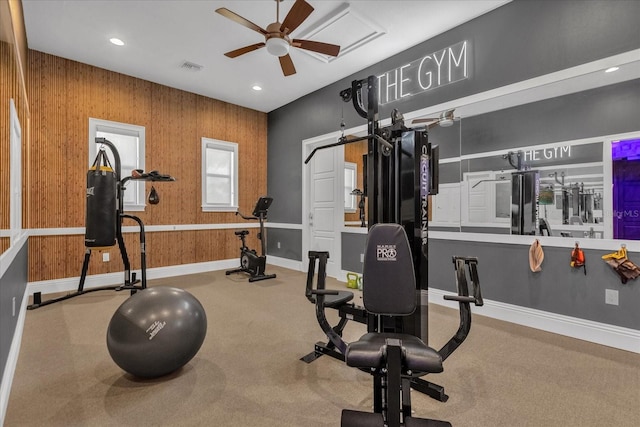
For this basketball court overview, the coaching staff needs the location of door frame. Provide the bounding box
[302,124,367,279]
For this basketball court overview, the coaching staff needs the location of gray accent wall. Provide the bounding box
[429,239,639,330]
[266,227,303,261]
[341,232,367,274]
[268,0,640,226]
[0,241,28,381]
[266,1,640,329]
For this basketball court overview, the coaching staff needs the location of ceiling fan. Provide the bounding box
[215,0,341,77]
[411,109,459,129]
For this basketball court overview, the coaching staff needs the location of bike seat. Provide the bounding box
[234,230,249,236]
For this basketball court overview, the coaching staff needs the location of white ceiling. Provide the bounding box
[21,0,510,112]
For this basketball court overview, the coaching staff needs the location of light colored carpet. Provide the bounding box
[5,265,640,426]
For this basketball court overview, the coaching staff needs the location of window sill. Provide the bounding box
[123,204,146,212]
[202,205,238,213]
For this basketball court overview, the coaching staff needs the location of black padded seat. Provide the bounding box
[341,409,384,427]
[311,290,354,309]
[344,224,443,374]
[345,332,443,373]
[404,417,452,427]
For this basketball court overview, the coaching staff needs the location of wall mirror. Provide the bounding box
[453,140,605,238]
[413,57,639,242]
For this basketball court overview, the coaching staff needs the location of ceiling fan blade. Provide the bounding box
[292,39,340,57]
[280,0,314,34]
[279,54,296,76]
[224,43,266,58]
[216,8,267,35]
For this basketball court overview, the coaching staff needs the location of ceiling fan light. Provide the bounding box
[266,37,290,57]
[439,118,454,127]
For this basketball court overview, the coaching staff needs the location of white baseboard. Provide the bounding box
[429,288,640,354]
[0,288,28,426]
[27,257,300,298]
[28,259,238,296]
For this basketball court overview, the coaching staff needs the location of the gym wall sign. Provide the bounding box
[523,145,571,162]
[378,40,469,105]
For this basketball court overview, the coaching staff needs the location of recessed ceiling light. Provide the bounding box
[252,85,262,91]
[605,66,619,73]
[110,38,124,46]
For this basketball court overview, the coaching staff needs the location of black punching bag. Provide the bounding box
[85,149,117,248]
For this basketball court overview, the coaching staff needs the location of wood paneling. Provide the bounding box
[1,40,13,231]
[27,229,246,282]
[27,50,268,282]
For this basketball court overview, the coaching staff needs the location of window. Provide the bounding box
[89,118,145,211]
[202,137,238,212]
[344,162,357,213]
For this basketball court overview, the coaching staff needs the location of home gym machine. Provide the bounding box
[226,196,277,282]
[303,75,484,426]
[28,137,175,310]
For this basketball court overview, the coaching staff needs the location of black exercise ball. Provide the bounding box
[106,286,207,378]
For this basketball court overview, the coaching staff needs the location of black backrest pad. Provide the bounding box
[363,223,416,316]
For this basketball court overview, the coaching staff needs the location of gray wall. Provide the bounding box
[429,239,639,330]
[268,0,640,218]
[0,242,28,381]
[266,0,640,329]
[266,227,303,261]
[341,232,367,274]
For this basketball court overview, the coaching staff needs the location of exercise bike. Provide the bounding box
[226,196,277,282]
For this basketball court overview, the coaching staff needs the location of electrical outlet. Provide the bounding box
[277,241,281,249]
[360,253,364,263]
[605,289,619,306]
[103,252,110,262]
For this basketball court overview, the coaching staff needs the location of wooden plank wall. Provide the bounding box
[27,50,268,282]
[0,40,12,254]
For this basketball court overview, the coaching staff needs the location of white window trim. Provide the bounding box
[88,118,146,211]
[10,99,23,244]
[344,162,357,213]
[201,137,239,212]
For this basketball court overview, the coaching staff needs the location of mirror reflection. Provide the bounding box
[344,138,367,227]
[611,137,640,240]
[454,140,606,238]
[342,115,639,242]
[430,139,611,239]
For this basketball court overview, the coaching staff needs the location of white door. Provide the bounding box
[463,171,492,225]
[307,146,341,278]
